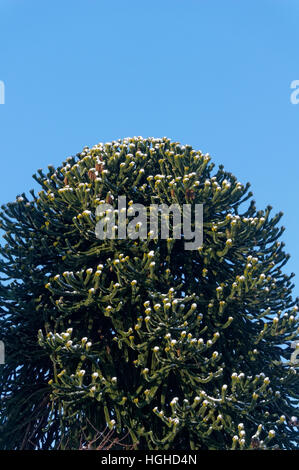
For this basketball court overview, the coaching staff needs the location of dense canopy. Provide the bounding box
[0,137,298,450]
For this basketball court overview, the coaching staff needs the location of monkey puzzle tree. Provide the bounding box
[0,137,298,450]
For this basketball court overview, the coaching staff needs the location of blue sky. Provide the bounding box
[0,0,298,298]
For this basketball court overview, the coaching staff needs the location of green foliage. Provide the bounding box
[0,137,298,449]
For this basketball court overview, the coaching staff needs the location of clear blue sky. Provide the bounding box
[0,0,298,298]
